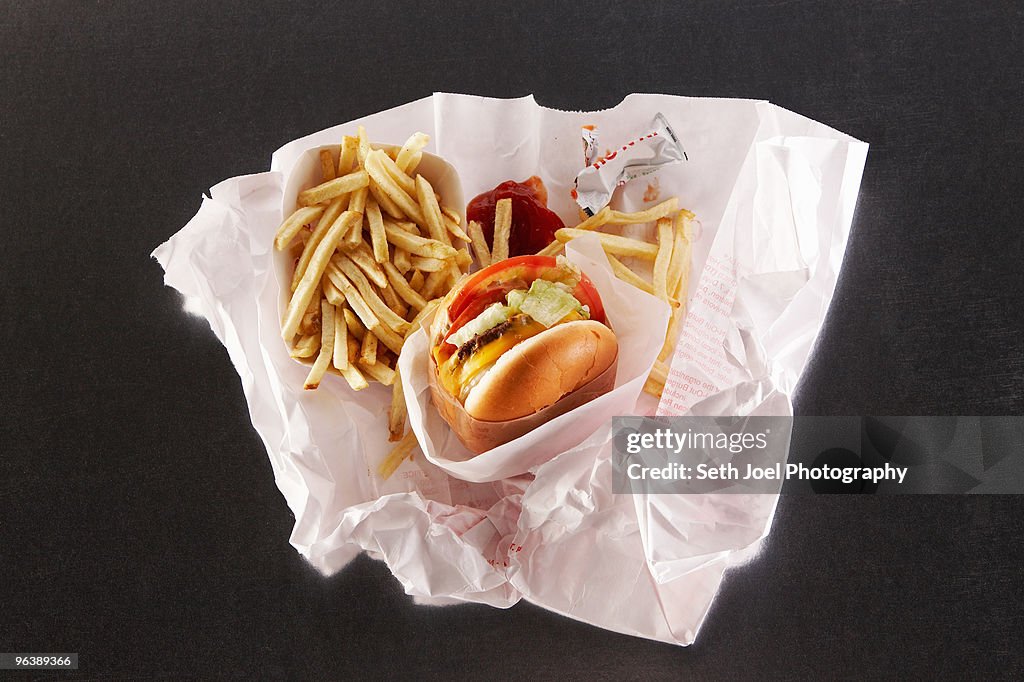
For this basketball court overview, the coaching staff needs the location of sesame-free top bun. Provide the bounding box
[462,320,618,422]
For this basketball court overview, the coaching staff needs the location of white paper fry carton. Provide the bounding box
[153,93,867,645]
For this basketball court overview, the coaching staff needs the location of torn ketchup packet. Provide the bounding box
[153,93,867,646]
[574,112,688,216]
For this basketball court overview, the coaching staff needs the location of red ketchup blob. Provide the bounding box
[465,177,565,257]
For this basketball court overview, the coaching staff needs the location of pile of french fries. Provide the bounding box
[274,127,476,478]
[533,197,695,400]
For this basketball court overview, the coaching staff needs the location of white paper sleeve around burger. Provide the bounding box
[398,234,670,483]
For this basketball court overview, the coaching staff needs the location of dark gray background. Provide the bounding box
[2,1,1022,679]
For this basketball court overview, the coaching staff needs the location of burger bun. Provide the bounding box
[462,320,618,422]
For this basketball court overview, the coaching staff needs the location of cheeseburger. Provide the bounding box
[429,255,618,452]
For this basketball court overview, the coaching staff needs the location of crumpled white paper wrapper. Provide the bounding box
[153,93,867,645]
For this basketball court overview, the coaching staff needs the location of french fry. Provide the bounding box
[443,212,471,243]
[665,215,686,297]
[322,277,345,306]
[607,198,679,225]
[575,206,613,232]
[333,305,348,370]
[342,241,388,288]
[454,248,472,269]
[274,205,325,251]
[372,321,406,356]
[658,222,693,364]
[347,335,360,363]
[383,262,428,310]
[643,374,665,399]
[657,300,683,364]
[291,196,348,291]
[606,253,655,294]
[420,270,448,300]
[536,240,564,257]
[338,136,357,175]
[330,255,410,334]
[339,362,369,391]
[405,153,423,174]
[467,220,491,267]
[365,196,389,263]
[359,330,378,366]
[297,169,368,207]
[409,256,448,272]
[290,333,320,358]
[299,284,323,335]
[649,359,670,385]
[391,219,421,236]
[304,301,335,389]
[379,279,409,318]
[555,228,659,260]
[319,148,336,182]
[395,132,430,173]
[328,268,380,333]
[669,212,693,301]
[365,150,425,225]
[359,358,396,386]
[653,217,674,301]
[378,430,418,479]
[388,374,406,442]
[407,268,425,291]
[394,247,411,273]
[415,175,448,243]
[356,125,371,166]
[348,185,368,215]
[368,180,405,220]
[441,205,462,225]
[383,222,456,259]
[492,197,512,261]
[344,214,363,247]
[377,147,418,197]
[444,262,460,290]
[282,212,358,340]
[343,307,367,340]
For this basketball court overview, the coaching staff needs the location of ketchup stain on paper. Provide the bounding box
[643,178,661,203]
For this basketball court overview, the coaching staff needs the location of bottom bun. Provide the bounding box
[463,320,618,422]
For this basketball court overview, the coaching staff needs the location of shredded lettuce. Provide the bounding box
[448,277,588,350]
[518,279,585,327]
[447,303,512,348]
[505,289,528,310]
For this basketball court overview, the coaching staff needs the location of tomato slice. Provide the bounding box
[573,272,606,325]
[442,255,608,349]
[447,256,558,322]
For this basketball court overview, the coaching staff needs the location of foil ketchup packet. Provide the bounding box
[153,93,868,645]
[574,112,688,216]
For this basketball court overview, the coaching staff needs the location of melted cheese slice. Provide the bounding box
[437,311,587,400]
